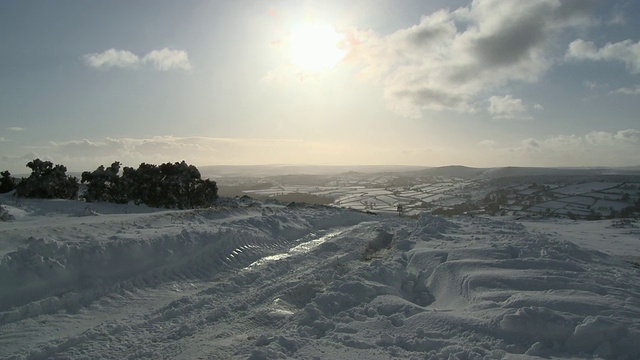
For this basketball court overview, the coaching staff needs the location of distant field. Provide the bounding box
[217,169,640,219]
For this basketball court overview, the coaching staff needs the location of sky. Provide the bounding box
[1,0,639,174]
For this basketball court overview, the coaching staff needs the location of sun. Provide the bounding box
[289,23,346,72]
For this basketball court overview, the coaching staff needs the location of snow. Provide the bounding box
[557,196,596,206]
[553,182,620,195]
[1,194,640,359]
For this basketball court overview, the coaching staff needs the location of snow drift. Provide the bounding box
[1,195,639,359]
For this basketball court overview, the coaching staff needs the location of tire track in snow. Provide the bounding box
[10,221,378,360]
[0,206,375,358]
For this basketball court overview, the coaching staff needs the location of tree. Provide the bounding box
[586,210,601,221]
[81,162,127,203]
[0,171,16,193]
[127,163,163,207]
[157,161,216,208]
[80,160,218,209]
[193,178,218,206]
[16,159,79,199]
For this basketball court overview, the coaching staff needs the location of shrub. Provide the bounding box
[16,159,79,199]
[81,161,125,203]
[0,171,16,193]
[81,160,217,209]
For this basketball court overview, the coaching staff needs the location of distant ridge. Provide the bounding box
[406,166,640,180]
[408,165,487,179]
[198,165,427,177]
[199,164,640,179]
[481,166,640,179]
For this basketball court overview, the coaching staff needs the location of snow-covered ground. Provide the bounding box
[1,194,640,359]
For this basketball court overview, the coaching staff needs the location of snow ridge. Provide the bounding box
[0,205,370,325]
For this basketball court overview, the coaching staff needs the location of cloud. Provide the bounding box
[607,12,625,26]
[83,49,140,69]
[522,138,540,149]
[585,129,640,145]
[357,0,596,116]
[488,95,531,120]
[0,137,6,142]
[0,152,42,174]
[583,80,599,90]
[503,129,640,166]
[143,49,192,71]
[4,130,639,173]
[7,127,25,132]
[1,152,39,161]
[585,131,614,145]
[612,85,640,95]
[614,129,640,143]
[566,39,640,74]
[41,136,363,171]
[533,103,544,111]
[83,48,191,71]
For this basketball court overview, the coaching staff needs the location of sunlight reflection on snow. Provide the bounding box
[246,228,348,269]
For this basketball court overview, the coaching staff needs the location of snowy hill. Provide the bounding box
[1,194,640,359]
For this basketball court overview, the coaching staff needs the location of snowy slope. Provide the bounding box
[1,195,639,359]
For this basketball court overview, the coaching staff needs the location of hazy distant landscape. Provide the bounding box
[213,165,640,220]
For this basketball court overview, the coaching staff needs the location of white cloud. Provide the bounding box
[612,85,640,95]
[488,95,542,120]
[533,103,544,111]
[503,129,640,166]
[83,48,191,71]
[83,49,140,69]
[585,129,640,145]
[614,129,640,143]
[567,39,640,74]
[143,48,192,71]
[543,134,583,149]
[585,131,614,145]
[7,127,25,132]
[357,0,596,117]
[488,95,530,120]
[4,129,639,173]
[608,12,625,26]
[0,137,6,142]
[583,81,599,90]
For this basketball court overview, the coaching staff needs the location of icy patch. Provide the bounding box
[246,227,350,268]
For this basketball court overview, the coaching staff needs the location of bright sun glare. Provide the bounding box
[289,23,346,72]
